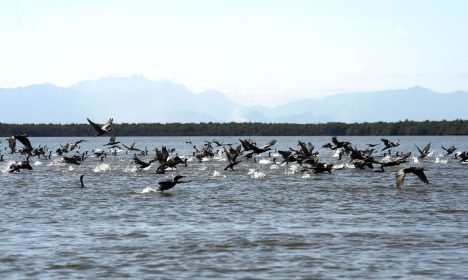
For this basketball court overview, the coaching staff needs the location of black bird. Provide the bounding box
[13,134,33,155]
[310,163,333,174]
[240,139,277,158]
[104,135,120,146]
[223,145,242,170]
[322,143,333,150]
[80,175,85,188]
[331,136,351,150]
[441,145,456,156]
[123,142,142,152]
[9,157,33,173]
[456,151,468,162]
[395,167,429,190]
[158,175,186,192]
[63,140,86,151]
[133,154,156,170]
[94,150,107,158]
[87,118,113,136]
[381,138,400,151]
[193,144,214,162]
[60,155,83,165]
[278,150,297,164]
[416,143,431,159]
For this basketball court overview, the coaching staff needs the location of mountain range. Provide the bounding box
[1,75,467,124]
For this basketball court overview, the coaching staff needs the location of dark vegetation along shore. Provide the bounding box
[1,119,467,137]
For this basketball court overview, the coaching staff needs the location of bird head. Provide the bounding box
[174,175,186,181]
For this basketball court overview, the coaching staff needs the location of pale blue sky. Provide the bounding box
[1,0,467,105]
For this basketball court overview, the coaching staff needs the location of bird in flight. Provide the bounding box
[395,167,429,190]
[87,118,113,136]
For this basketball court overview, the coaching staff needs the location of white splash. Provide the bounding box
[94,163,111,173]
[198,165,207,171]
[214,154,226,161]
[258,158,273,164]
[427,151,434,158]
[333,149,342,158]
[212,170,226,178]
[302,173,311,179]
[333,163,345,170]
[435,157,448,164]
[47,161,59,167]
[412,156,420,164]
[381,155,392,163]
[33,161,42,166]
[285,164,300,175]
[250,170,266,179]
[270,164,279,170]
[67,166,75,171]
[139,186,158,194]
[124,166,138,173]
[1,161,16,173]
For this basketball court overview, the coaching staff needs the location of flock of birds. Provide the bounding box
[2,117,468,192]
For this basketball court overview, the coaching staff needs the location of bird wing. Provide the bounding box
[160,147,169,162]
[223,146,234,161]
[101,118,113,131]
[8,136,16,150]
[441,145,447,151]
[133,154,146,165]
[307,142,315,154]
[278,150,291,159]
[87,118,104,133]
[260,139,277,150]
[412,168,429,184]
[297,141,308,155]
[381,138,390,146]
[395,169,406,189]
[14,135,33,150]
[422,143,431,154]
[239,139,253,151]
[415,145,424,155]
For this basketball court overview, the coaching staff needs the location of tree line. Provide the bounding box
[0,120,467,137]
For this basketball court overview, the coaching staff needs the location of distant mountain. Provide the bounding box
[251,86,468,123]
[0,76,467,123]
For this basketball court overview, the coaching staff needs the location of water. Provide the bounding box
[1,136,467,279]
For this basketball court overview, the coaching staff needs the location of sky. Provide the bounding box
[1,0,467,106]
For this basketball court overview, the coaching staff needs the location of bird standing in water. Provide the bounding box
[80,175,85,188]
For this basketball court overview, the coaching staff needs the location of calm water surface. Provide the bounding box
[1,136,467,279]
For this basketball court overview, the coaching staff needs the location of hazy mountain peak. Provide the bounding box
[1,77,467,123]
[406,85,433,93]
